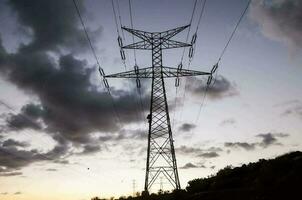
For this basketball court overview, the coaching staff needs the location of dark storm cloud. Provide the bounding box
[224,142,256,151]
[176,146,203,155]
[46,168,57,172]
[256,133,277,147]
[225,132,290,151]
[0,48,149,144]
[2,139,28,148]
[0,0,150,143]
[98,135,115,142]
[99,128,147,142]
[249,0,302,51]
[1,49,149,143]
[207,147,223,152]
[220,118,236,126]
[180,162,205,169]
[128,129,148,141]
[186,76,238,100]
[80,144,101,155]
[54,160,69,165]
[7,0,102,52]
[0,134,71,175]
[6,113,42,131]
[176,145,222,159]
[0,146,38,170]
[280,100,302,119]
[0,37,6,62]
[5,103,44,132]
[197,152,219,158]
[0,172,22,177]
[0,0,152,174]
[178,123,196,132]
[256,132,289,147]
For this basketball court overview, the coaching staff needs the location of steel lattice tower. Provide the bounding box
[105,25,211,192]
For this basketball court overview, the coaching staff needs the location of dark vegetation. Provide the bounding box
[92,151,302,200]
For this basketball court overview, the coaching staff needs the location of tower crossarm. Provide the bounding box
[162,66,211,77]
[122,26,153,43]
[161,39,191,50]
[160,25,190,40]
[121,25,191,50]
[123,40,153,50]
[123,39,190,50]
[104,66,211,79]
[104,66,153,78]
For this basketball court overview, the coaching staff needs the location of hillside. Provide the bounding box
[93,151,302,200]
[185,151,302,200]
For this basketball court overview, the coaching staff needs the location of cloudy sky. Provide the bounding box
[0,0,301,199]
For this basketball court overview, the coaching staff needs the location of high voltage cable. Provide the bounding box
[116,0,131,73]
[195,0,251,123]
[176,0,207,124]
[116,0,127,50]
[218,0,251,62]
[194,84,209,124]
[128,0,137,65]
[180,0,198,62]
[173,0,199,128]
[112,0,129,71]
[115,0,142,122]
[113,0,143,121]
[195,0,207,32]
[127,0,146,121]
[212,0,251,86]
[72,0,122,127]
[111,0,145,122]
[72,0,101,69]
[111,0,121,36]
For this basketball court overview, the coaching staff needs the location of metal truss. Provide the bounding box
[105,66,210,79]
[105,25,211,192]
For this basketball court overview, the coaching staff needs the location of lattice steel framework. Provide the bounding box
[105,25,211,192]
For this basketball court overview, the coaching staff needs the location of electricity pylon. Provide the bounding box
[105,25,212,192]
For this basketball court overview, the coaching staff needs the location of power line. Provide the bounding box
[128,0,137,65]
[217,0,251,62]
[180,0,198,62]
[72,0,101,69]
[112,0,146,123]
[212,0,251,85]
[194,84,209,124]
[195,0,251,124]
[73,0,123,127]
[116,0,127,50]
[116,0,144,120]
[127,0,146,122]
[176,0,207,124]
[111,0,121,36]
[195,0,207,33]
[173,0,199,128]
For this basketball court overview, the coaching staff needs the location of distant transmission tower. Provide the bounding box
[160,176,163,192]
[132,179,136,196]
[105,25,212,192]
